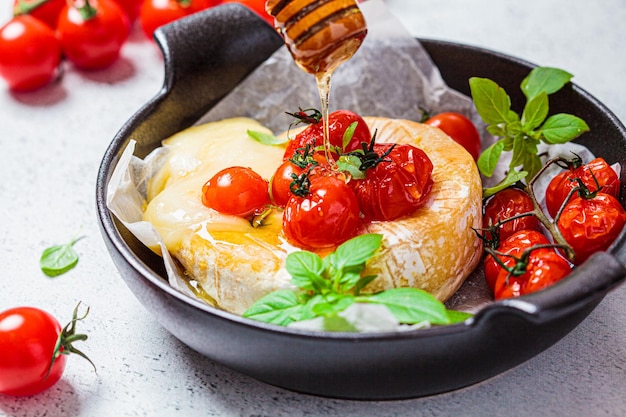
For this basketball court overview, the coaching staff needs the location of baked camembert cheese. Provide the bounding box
[143,116,483,314]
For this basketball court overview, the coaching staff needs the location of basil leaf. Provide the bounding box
[336,155,365,179]
[337,269,363,291]
[469,77,513,125]
[364,288,451,325]
[243,290,306,326]
[521,91,549,130]
[522,151,543,181]
[446,309,473,323]
[285,251,325,291]
[521,67,573,100]
[482,169,528,198]
[540,113,590,144]
[333,233,382,270]
[342,121,358,151]
[354,274,377,295]
[477,139,505,177]
[310,294,355,317]
[247,129,286,145]
[40,238,81,277]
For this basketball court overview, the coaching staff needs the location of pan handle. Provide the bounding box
[153,4,283,123]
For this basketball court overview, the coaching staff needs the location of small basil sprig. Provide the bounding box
[40,236,82,277]
[243,234,472,330]
[470,67,589,197]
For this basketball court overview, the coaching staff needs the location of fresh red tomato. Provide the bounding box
[13,0,66,29]
[283,110,371,160]
[350,143,434,221]
[202,166,270,217]
[494,247,572,300]
[0,15,62,91]
[110,0,144,22]
[140,0,215,40]
[483,229,550,293]
[0,304,93,397]
[557,192,626,265]
[545,157,620,218]
[57,0,130,70]
[283,173,361,249]
[221,0,274,25]
[425,112,481,161]
[483,187,540,243]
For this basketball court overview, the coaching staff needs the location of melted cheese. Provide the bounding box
[143,118,286,251]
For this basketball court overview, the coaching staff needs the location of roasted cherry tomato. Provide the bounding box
[0,304,93,397]
[483,187,541,243]
[57,0,130,70]
[283,173,361,249]
[494,247,572,300]
[202,166,270,217]
[283,110,371,160]
[557,192,626,265]
[222,0,274,25]
[350,143,433,221]
[424,112,481,161]
[140,0,215,40]
[13,0,66,29]
[270,151,328,207]
[0,15,62,91]
[483,229,550,292]
[545,157,620,218]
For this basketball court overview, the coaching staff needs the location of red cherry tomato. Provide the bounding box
[110,0,143,22]
[483,229,550,292]
[140,0,214,40]
[0,304,93,397]
[202,166,270,217]
[494,247,572,300]
[270,160,305,207]
[0,15,62,91]
[545,157,620,218]
[0,307,65,396]
[13,0,66,29]
[350,143,434,221]
[221,0,274,25]
[283,110,371,160]
[483,187,541,242]
[57,0,130,70]
[283,173,361,249]
[557,192,626,265]
[424,112,481,160]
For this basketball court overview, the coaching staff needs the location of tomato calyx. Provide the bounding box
[485,243,570,279]
[286,107,323,127]
[346,130,395,171]
[47,302,95,378]
[69,0,98,20]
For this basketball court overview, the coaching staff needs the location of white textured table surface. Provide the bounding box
[1,0,625,416]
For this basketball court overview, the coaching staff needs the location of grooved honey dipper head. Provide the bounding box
[266,0,368,75]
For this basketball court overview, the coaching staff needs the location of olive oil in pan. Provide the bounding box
[266,0,367,166]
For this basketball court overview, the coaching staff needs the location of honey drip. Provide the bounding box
[266,0,367,165]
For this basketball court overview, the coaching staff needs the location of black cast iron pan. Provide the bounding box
[96,4,626,400]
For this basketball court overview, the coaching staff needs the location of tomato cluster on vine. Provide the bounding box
[1,0,272,92]
[201,110,435,250]
[480,155,625,300]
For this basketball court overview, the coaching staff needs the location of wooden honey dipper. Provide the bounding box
[265,0,368,75]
